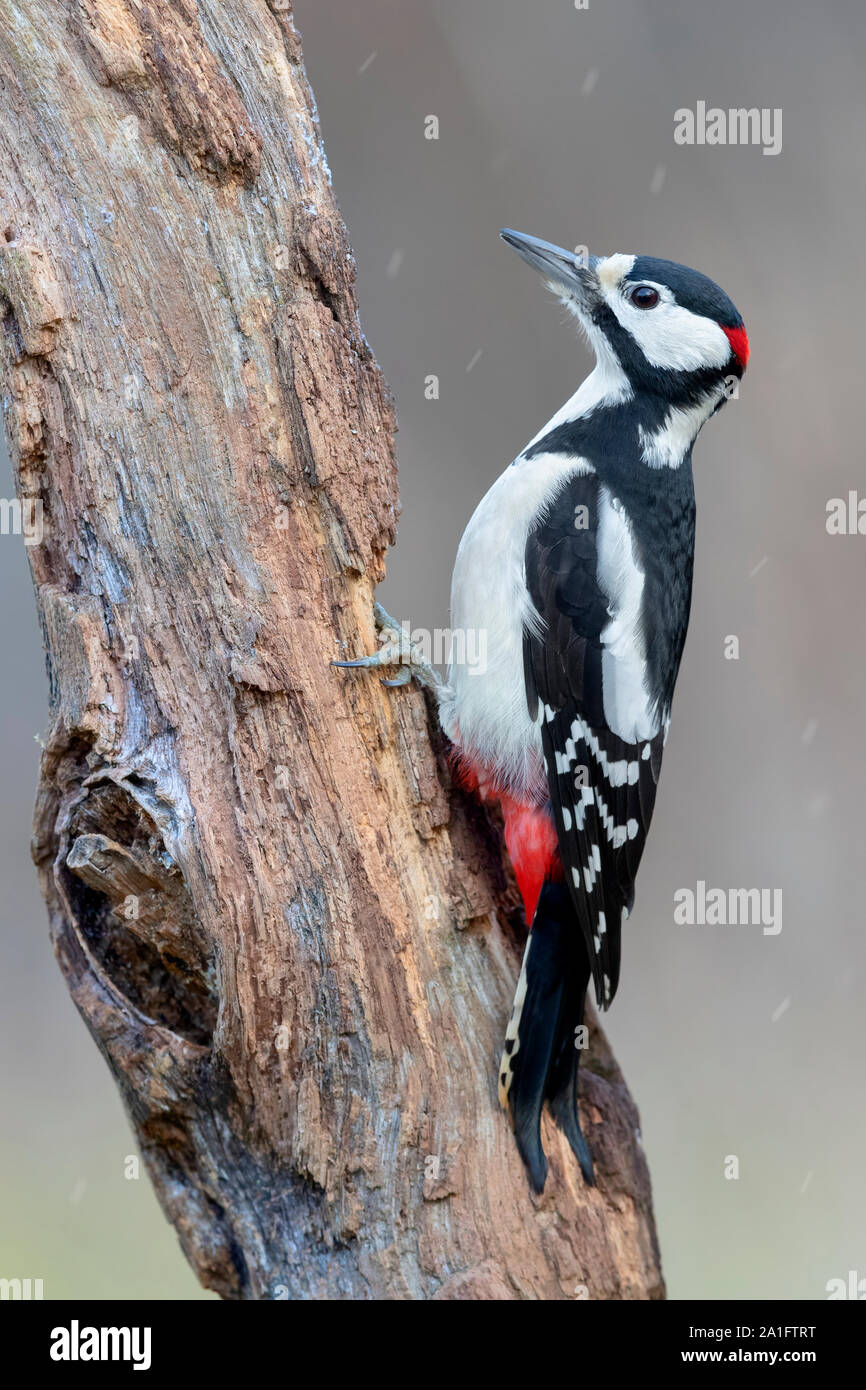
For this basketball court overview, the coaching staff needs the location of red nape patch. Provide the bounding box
[500,796,560,925]
[722,322,750,368]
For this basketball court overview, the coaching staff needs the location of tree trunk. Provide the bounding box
[0,0,664,1300]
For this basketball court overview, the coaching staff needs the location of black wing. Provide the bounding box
[524,471,671,1009]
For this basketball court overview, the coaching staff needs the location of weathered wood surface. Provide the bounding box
[0,0,664,1299]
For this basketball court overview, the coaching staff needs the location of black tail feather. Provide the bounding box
[546,959,595,1186]
[500,879,594,1192]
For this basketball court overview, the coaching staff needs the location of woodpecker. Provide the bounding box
[335,229,748,1193]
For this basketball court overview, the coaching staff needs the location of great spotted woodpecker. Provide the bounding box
[336,229,748,1192]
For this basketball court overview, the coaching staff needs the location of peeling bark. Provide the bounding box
[0,0,664,1299]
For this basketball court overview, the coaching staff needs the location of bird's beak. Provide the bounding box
[500,229,600,303]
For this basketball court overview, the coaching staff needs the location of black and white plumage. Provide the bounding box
[336,229,749,1193]
[523,470,676,1011]
[440,232,749,1190]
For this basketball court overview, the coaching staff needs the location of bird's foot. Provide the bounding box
[332,602,447,695]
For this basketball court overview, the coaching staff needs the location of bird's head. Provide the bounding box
[500,228,748,411]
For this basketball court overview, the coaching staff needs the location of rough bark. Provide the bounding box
[0,0,664,1300]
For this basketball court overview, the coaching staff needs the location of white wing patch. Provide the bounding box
[595,485,659,743]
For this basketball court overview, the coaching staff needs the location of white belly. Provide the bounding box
[440,450,591,801]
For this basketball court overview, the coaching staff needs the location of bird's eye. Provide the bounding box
[629,285,660,309]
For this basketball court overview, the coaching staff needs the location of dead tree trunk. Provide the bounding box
[0,0,664,1299]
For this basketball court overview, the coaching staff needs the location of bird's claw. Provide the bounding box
[332,603,446,695]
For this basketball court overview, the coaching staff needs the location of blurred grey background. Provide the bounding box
[2,0,864,1299]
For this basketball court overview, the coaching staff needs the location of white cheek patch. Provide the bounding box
[600,275,731,373]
